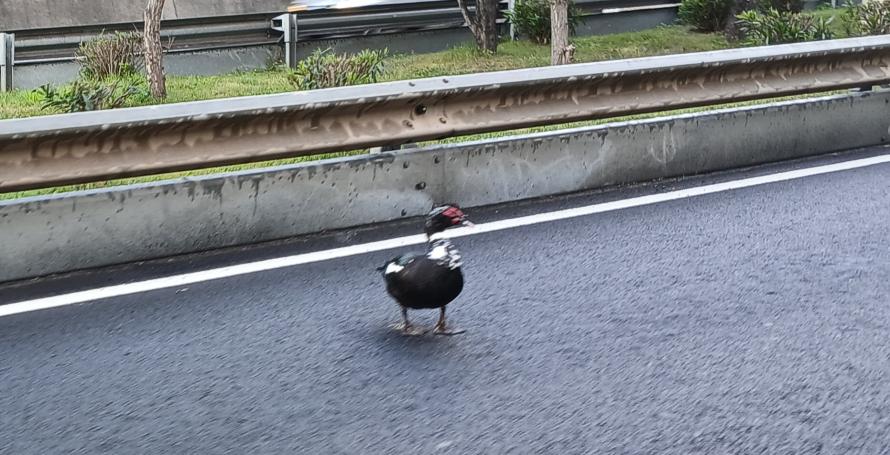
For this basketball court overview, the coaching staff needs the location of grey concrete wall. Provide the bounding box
[13,61,83,89]
[13,46,281,89]
[1,0,293,31]
[576,8,677,37]
[2,0,675,32]
[295,28,476,60]
[165,45,281,75]
[2,91,888,282]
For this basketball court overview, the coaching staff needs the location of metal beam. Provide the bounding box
[2,36,890,192]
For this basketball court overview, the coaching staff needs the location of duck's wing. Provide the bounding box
[377,252,421,274]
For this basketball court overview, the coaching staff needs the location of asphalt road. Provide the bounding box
[1,147,889,454]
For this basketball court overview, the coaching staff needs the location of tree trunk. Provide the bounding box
[723,0,757,41]
[144,0,166,98]
[457,0,499,53]
[550,0,573,65]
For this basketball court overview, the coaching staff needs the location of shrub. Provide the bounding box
[288,48,387,90]
[842,0,890,36]
[76,31,144,80]
[736,8,834,45]
[36,77,148,113]
[678,0,734,32]
[505,0,581,44]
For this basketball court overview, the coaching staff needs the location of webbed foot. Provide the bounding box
[391,322,426,336]
[433,323,466,335]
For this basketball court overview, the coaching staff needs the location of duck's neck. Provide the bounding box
[426,232,462,269]
[428,231,448,243]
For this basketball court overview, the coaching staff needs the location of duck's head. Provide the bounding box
[424,204,472,238]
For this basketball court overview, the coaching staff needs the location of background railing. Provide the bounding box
[0,0,679,90]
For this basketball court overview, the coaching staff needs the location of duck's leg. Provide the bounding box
[395,306,425,336]
[433,307,466,335]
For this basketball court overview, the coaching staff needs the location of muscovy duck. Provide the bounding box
[378,204,473,336]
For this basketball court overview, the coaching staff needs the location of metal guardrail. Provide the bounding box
[1,0,678,90]
[4,36,888,192]
[10,0,507,62]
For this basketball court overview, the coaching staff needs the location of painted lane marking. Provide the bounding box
[2,153,888,318]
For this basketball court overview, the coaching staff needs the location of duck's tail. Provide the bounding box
[376,254,405,273]
[376,258,394,273]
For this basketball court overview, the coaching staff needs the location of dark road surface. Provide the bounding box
[2,147,890,454]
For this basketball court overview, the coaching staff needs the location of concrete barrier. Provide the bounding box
[1,91,888,282]
[0,0,293,31]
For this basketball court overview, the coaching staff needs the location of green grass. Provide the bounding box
[383,26,729,81]
[0,89,49,119]
[810,7,851,36]
[163,70,294,104]
[0,13,856,199]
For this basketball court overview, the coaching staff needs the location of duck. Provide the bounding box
[378,204,473,336]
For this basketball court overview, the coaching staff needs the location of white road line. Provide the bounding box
[2,153,889,318]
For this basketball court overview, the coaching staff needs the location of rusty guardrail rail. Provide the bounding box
[2,35,890,192]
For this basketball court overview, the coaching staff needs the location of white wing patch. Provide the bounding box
[384,262,405,275]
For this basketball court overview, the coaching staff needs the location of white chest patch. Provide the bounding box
[427,239,462,269]
[427,244,449,260]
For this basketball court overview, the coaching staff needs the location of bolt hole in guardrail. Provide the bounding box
[414,104,428,116]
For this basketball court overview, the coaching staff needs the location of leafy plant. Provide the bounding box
[288,48,387,90]
[76,31,144,80]
[736,8,833,45]
[505,0,581,44]
[35,77,148,113]
[841,0,890,36]
[678,0,735,32]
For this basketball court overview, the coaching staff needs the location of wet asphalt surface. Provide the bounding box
[1,147,889,454]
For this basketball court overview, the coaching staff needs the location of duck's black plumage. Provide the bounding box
[379,204,471,335]
[382,245,464,310]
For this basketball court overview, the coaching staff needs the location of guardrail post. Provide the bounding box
[283,13,299,69]
[369,143,415,154]
[272,13,299,69]
[0,33,13,92]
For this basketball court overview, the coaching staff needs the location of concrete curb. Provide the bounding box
[2,91,888,282]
